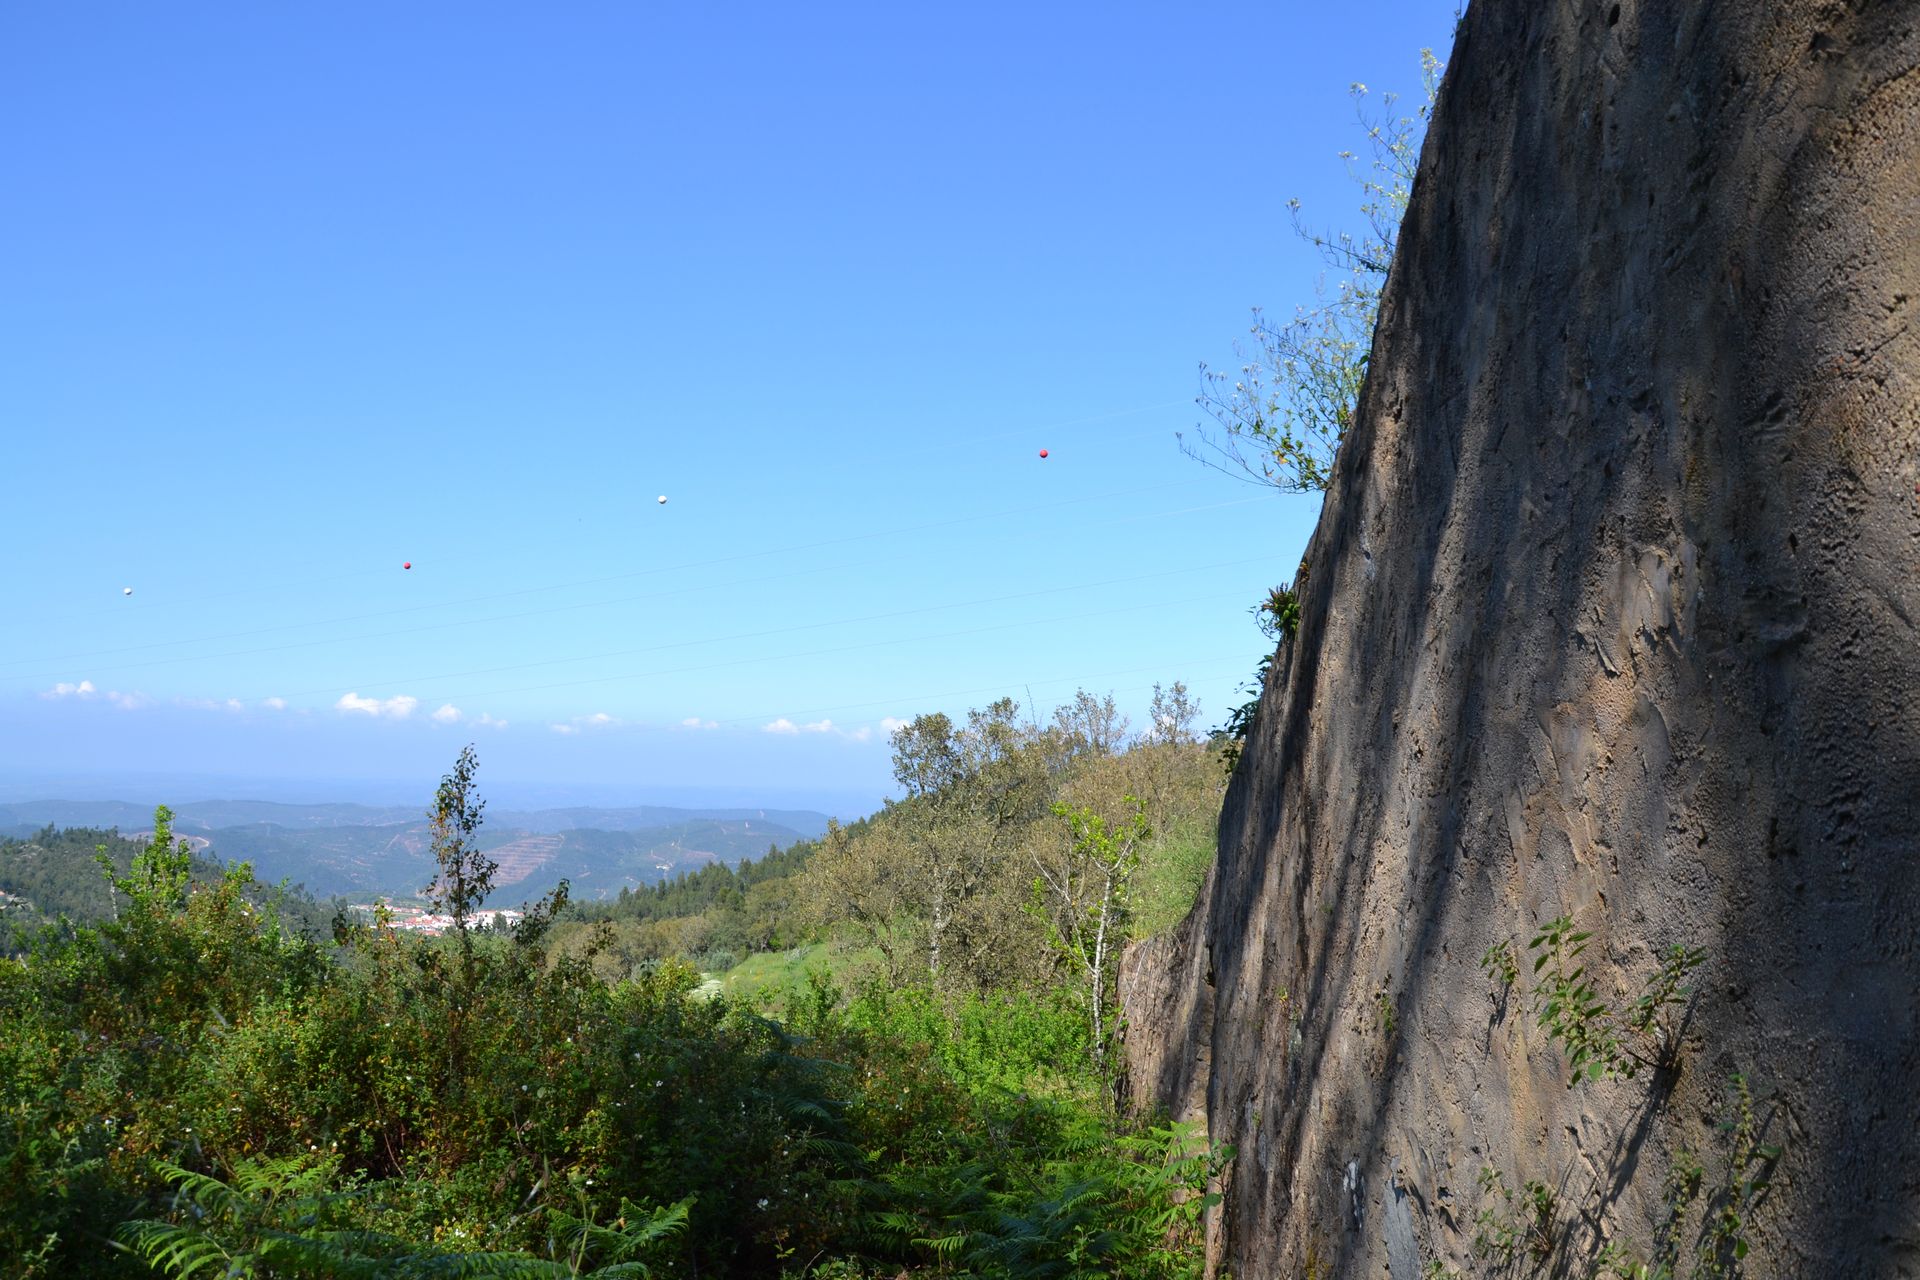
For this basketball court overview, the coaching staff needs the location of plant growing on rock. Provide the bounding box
[1626,943,1707,1065]
[1589,1144,1704,1279]
[1472,1166,1558,1267]
[1696,1074,1782,1278]
[1530,916,1630,1085]
[1185,51,1443,495]
[1480,939,1519,995]
[1525,915,1706,1087]
[1593,1242,1673,1280]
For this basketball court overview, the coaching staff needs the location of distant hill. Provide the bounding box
[0,800,831,842]
[491,806,832,838]
[0,799,419,833]
[206,816,811,903]
[0,826,331,953]
[0,800,832,906]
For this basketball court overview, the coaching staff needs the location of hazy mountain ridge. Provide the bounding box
[0,799,832,839]
[0,801,831,904]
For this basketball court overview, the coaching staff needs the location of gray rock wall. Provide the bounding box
[1121,2,1920,1275]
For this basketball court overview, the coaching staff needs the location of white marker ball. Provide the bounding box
[122,587,133,596]
[657,495,667,504]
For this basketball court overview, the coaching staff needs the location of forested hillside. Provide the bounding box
[3,684,1234,1277]
[0,825,329,955]
[549,686,1222,1017]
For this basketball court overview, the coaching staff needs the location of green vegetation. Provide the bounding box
[1036,796,1150,1086]
[1185,50,1440,497]
[1527,915,1630,1085]
[1696,1075,1783,1278]
[1478,940,1519,994]
[1193,54,1443,781]
[1461,910,1784,1278]
[1127,811,1215,940]
[802,687,1219,997]
[1579,1077,1784,1280]
[0,825,330,956]
[1471,1167,1559,1268]
[1,686,1230,1277]
[563,832,836,977]
[1524,914,1705,1086]
[1373,984,1396,1039]
[116,1155,694,1278]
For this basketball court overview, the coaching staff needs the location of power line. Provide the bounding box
[358,588,1253,708]
[241,556,1273,702]
[31,398,1210,631]
[711,655,1253,729]
[11,479,1255,673]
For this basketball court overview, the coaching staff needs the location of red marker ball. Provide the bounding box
[1039,449,1049,459]
[403,562,412,570]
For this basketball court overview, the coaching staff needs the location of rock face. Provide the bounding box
[1122,3,1920,1276]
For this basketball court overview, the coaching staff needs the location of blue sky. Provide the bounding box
[1,1,1459,815]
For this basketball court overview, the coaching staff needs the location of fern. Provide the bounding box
[118,1159,691,1280]
[115,1220,240,1279]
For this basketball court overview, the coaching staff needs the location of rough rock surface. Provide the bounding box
[1121,2,1920,1276]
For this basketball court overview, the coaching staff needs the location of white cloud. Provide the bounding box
[880,716,909,733]
[679,717,719,730]
[43,679,148,710]
[178,696,248,712]
[849,726,873,743]
[550,723,579,735]
[262,697,288,711]
[335,692,419,719]
[430,705,507,729]
[765,717,835,735]
[41,680,97,699]
[583,712,615,726]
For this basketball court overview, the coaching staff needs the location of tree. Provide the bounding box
[101,805,193,918]
[423,744,495,1102]
[801,816,926,985]
[1033,796,1151,1089]
[1183,50,1442,495]
[890,702,1054,984]
[806,701,1059,991]
[1052,688,1130,760]
[1143,681,1200,747]
[426,744,494,996]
